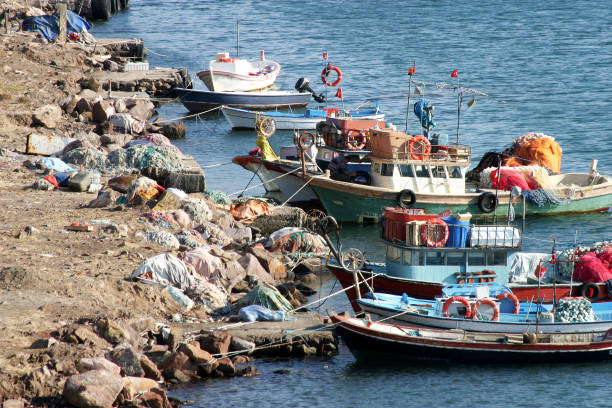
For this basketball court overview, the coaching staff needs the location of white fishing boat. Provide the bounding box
[196,51,281,92]
[221,105,385,130]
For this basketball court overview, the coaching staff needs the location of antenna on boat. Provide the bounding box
[552,239,557,310]
[236,19,243,58]
[405,61,416,133]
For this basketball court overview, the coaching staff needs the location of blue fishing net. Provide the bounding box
[522,188,575,207]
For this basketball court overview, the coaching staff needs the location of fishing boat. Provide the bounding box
[196,51,281,92]
[356,283,612,334]
[304,130,612,223]
[174,88,311,112]
[329,311,612,364]
[232,117,381,203]
[319,206,611,310]
[221,105,385,130]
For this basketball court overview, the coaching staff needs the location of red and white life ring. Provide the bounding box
[471,298,499,321]
[346,130,366,150]
[409,134,431,160]
[321,64,342,87]
[420,218,449,247]
[442,296,472,318]
[496,292,520,314]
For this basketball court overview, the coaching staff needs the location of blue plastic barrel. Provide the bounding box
[431,133,449,146]
[442,217,469,247]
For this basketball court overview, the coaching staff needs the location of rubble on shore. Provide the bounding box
[0,3,338,407]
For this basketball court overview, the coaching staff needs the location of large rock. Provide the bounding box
[63,369,123,408]
[129,101,155,121]
[198,331,231,355]
[179,342,214,364]
[76,357,121,375]
[100,133,132,146]
[250,206,308,235]
[121,377,160,400]
[238,253,275,284]
[75,97,93,114]
[160,121,186,139]
[141,389,172,408]
[32,104,62,128]
[139,355,163,381]
[92,100,116,123]
[157,351,189,372]
[106,345,145,377]
[248,246,287,280]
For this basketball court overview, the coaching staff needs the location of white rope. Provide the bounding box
[226,167,300,197]
[201,161,233,169]
[154,106,221,124]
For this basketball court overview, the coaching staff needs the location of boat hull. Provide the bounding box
[331,314,612,364]
[358,298,612,334]
[221,107,385,130]
[232,155,281,193]
[196,60,281,92]
[174,88,311,112]
[308,175,612,223]
[328,264,609,312]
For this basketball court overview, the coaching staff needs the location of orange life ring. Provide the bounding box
[346,130,366,150]
[409,135,431,160]
[321,64,342,87]
[471,298,499,321]
[442,296,472,318]
[420,218,449,247]
[496,292,520,314]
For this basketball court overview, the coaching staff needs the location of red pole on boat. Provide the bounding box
[405,61,416,133]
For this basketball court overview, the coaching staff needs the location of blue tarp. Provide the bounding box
[22,10,91,41]
[238,305,286,322]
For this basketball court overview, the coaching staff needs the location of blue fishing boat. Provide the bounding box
[174,88,311,112]
[357,283,612,334]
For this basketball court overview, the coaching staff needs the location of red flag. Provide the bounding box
[322,52,327,60]
[450,69,458,78]
[335,88,343,99]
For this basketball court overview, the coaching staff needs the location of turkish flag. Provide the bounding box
[322,52,327,60]
[450,69,458,78]
[335,88,343,98]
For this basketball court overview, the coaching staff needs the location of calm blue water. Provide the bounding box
[92,1,612,406]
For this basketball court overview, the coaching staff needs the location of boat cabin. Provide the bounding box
[382,207,523,286]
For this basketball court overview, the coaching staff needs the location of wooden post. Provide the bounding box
[57,3,67,43]
[3,9,8,34]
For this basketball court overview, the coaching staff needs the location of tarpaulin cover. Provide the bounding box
[131,253,195,290]
[266,227,328,255]
[504,133,562,173]
[22,10,91,41]
[236,284,293,312]
[36,157,78,173]
[230,199,270,223]
[182,246,224,279]
[238,304,285,322]
[574,252,612,283]
[508,252,552,283]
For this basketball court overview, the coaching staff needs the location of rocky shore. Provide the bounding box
[0,3,338,407]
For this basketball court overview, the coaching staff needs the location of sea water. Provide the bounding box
[91,1,612,406]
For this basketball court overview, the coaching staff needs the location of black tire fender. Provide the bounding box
[580,282,601,301]
[478,192,498,213]
[398,189,416,208]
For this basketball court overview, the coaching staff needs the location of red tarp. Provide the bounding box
[573,252,612,282]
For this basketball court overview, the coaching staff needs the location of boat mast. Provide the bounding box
[405,61,416,133]
[236,19,242,58]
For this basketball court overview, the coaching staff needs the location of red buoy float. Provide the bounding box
[321,64,342,87]
[442,296,472,318]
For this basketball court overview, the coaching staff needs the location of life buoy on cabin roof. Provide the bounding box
[321,64,342,87]
[408,135,431,160]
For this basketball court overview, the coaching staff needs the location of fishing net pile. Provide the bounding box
[554,297,594,323]
[555,241,612,280]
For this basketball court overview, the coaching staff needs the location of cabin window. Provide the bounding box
[486,252,507,266]
[323,152,331,160]
[468,252,486,266]
[381,163,394,176]
[414,165,430,177]
[426,251,446,265]
[372,162,381,174]
[430,166,447,178]
[447,252,466,266]
[403,250,424,265]
[386,246,401,263]
[449,166,463,179]
[398,164,414,177]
